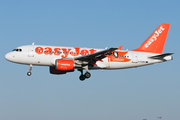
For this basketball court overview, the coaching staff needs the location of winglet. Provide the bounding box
[118,45,123,50]
[133,24,170,54]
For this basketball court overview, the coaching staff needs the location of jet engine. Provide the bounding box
[56,59,74,71]
[50,59,75,75]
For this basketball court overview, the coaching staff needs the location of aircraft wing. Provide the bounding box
[72,47,118,65]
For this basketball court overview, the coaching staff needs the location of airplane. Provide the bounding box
[5,23,173,81]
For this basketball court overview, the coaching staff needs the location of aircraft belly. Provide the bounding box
[109,62,133,69]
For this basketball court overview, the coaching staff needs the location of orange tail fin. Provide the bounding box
[133,23,170,54]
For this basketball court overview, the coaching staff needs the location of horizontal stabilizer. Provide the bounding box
[149,53,173,59]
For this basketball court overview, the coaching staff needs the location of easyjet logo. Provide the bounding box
[145,26,165,48]
[35,47,97,58]
[61,64,70,66]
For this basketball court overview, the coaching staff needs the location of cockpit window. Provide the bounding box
[12,49,22,52]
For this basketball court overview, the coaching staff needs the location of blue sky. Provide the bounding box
[0,0,180,120]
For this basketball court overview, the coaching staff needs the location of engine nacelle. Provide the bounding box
[49,66,67,75]
[56,59,74,71]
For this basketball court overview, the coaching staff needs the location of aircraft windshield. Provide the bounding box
[12,49,22,52]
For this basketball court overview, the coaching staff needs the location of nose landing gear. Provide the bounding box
[27,71,32,76]
[27,64,32,76]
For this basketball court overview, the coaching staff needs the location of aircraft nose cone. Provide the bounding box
[5,52,19,63]
[5,53,12,61]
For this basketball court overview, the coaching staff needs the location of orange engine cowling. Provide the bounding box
[56,59,74,71]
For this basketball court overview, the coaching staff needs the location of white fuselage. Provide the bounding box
[5,45,172,70]
[4,24,173,80]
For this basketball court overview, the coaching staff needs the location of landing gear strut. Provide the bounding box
[27,64,32,76]
[78,67,91,81]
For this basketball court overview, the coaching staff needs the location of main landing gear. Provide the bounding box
[27,64,32,76]
[78,69,91,81]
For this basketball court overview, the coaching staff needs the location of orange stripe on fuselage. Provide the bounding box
[110,51,131,62]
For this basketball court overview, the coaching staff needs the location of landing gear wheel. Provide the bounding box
[79,75,86,81]
[27,64,33,76]
[85,72,91,78]
[27,72,32,76]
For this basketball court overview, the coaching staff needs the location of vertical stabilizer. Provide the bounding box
[133,24,170,54]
